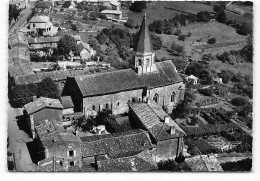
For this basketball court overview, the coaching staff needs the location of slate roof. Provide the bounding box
[73,69,145,97]
[139,60,183,88]
[60,96,74,109]
[133,14,153,55]
[80,129,153,157]
[30,15,50,23]
[97,152,158,172]
[129,100,185,141]
[24,97,63,115]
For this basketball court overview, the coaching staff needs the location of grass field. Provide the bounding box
[209,60,253,78]
[127,1,213,25]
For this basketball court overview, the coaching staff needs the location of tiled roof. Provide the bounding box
[74,69,145,97]
[30,15,50,23]
[24,97,63,115]
[60,96,74,109]
[80,129,153,157]
[133,14,153,55]
[101,10,122,15]
[97,151,157,172]
[13,69,91,85]
[34,1,52,9]
[27,37,60,44]
[139,60,183,88]
[8,32,28,48]
[129,101,185,141]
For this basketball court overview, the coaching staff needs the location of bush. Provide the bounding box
[198,88,213,96]
[129,1,146,12]
[174,29,182,36]
[71,24,77,31]
[231,97,248,106]
[151,33,162,50]
[207,37,217,44]
[196,11,211,22]
[216,12,227,23]
[178,35,186,41]
[218,70,234,83]
[170,42,184,54]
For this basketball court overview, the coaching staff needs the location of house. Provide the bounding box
[207,135,241,151]
[129,100,186,162]
[62,14,185,117]
[23,97,64,139]
[213,77,223,84]
[71,35,81,44]
[10,0,28,9]
[27,36,59,50]
[101,10,122,22]
[185,154,223,172]
[60,96,75,115]
[34,0,53,13]
[80,129,154,167]
[34,119,82,169]
[103,1,121,11]
[186,75,199,85]
[28,15,58,36]
[78,42,97,60]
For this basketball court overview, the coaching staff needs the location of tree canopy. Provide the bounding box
[37,77,59,99]
[57,35,79,56]
[129,1,146,12]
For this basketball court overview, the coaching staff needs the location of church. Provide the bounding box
[62,14,185,117]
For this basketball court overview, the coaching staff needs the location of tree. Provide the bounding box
[198,88,213,96]
[71,24,78,31]
[154,20,165,34]
[129,1,146,12]
[185,62,206,77]
[57,35,79,56]
[196,11,211,22]
[37,78,59,99]
[62,1,71,8]
[207,37,217,44]
[178,35,186,41]
[89,12,99,20]
[151,33,162,50]
[240,35,253,63]
[9,4,20,24]
[237,22,252,35]
[170,42,184,54]
[231,97,248,106]
[218,70,234,83]
[125,19,135,28]
[96,32,109,45]
[216,11,227,23]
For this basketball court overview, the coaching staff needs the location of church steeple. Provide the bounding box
[133,13,157,75]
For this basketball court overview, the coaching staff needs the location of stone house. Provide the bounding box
[60,96,75,115]
[129,100,186,162]
[34,119,82,170]
[27,36,59,51]
[28,15,57,36]
[78,42,96,60]
[100,10,122,22]
[23,97,64,139]
[62,14,185,116]
[34,0,53,13]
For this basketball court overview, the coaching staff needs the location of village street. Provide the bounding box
[9,3,34,33]
[8,103,36,171]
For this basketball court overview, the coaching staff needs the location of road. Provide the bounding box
[230,118,252,136]
[9,3,34,33]
[8,103,36,171]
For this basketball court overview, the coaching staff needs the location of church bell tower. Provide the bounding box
[133,13,157,75]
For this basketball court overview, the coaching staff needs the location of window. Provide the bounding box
[153,94,159,103]
[69,161,74,166]
[69,150,74,157]
[60,161,63,166]
[92,105,95,110]
[117,102,120,106]
[138,59,142,66]
[171,92,176,102]
[33,23,35,27]
[105,103,109,109]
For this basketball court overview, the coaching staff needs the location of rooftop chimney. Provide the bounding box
[169,126,176,135]
[164,116,170,124]
[32,96,37,102]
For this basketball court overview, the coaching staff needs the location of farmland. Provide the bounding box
[127,1,213,25]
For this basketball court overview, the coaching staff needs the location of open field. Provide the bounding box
[209,61,253,78]
[225,11,253,27]
[127,1,213,25]
[154,21,247,60]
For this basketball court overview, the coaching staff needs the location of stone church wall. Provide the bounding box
[83,89,144,116]
[148,82,185,113]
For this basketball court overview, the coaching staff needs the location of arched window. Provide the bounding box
[138,59,142,66]
[171,92,176,102]
[105,103,109,110]
[153,94,159,103]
